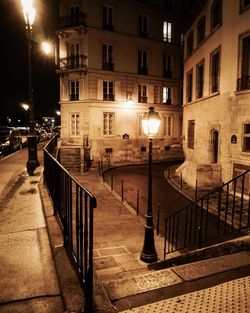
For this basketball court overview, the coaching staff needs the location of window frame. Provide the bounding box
[211,0,222,31]
[163,86,171,104]
[163,21,172,43]
[138,49,148,75]
[187,120,195,149]
[103,81,114,101]
[102,43,114,71]
[242,122,250,152]
[139,14,149,37]
[103,112,115,137]
[210,46,221,94]
[196,60,205,99]
[138,84,148,103]
[70,113,80,136]
[197,15,206,44]
[70,80,79,101]
[186,69,193,103]
[102,5,114,30]
[162,115,173,136]
[186,30,194,56]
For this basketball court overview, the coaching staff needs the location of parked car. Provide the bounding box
[17,127,29,147]
[0,127,22,157]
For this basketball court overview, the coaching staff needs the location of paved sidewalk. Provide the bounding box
[73,167,250,313]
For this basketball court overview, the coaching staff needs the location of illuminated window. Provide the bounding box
[70,81,79,100]
[163,115,173,136]
[163,87,171,104]
[187,120,195,149]
[210,47,220,93]
[70,113,80,136]
[163,21,172,42]
[103,112,115,136]
[243,123,250,152]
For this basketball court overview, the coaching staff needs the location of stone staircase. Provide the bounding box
[97,236,250,312]
[59,147,81,172]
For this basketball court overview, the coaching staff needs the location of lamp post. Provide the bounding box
[21,103,29,126]
[140,107,161,263]
[21,0,39,175]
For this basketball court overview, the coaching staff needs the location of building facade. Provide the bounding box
[56,0,184,171]
[180,0,250,189]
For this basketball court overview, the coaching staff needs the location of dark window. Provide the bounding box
[210,48,220,93]
[164,0,172,10]
[187,31,194,56]
[211,0,222,30]
[70,81,79,100]
[103,6,114,31]
[138,84,147,103]
[103,81,114,101]
[70,6,79,25]
[197,16,206,44]
[186,70,193,102]
[102,44,114,71]
[187,120,195,149]
[243,123,250,152]
[238,35,250,91]
[163,55,172,78]
[138,50,148,75]
[196,61,204,99]
[139,15,148,37]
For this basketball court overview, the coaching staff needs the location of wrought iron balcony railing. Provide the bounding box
[138,96,148,103]
[58,13,86,29]
[237,75,250,91]
[56,55,87,72]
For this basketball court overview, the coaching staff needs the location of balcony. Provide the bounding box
[70,94,79,101]
[138,96,148,103]
[102,62,114,71]
[103,23,114,31]
[56,55,87,73]
[58,12,86,29]
[138,67,148,75]
[103,94,115,101]
[237,75,250,91]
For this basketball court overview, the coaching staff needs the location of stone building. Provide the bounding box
[179,0,250,189]
[56,0,184,171]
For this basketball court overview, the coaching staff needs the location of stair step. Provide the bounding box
[103,251,250,302]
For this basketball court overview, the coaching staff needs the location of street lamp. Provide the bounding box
[140,106,161,263]
[21,0,39,175]
[21,103,29,126]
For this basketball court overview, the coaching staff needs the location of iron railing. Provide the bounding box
[164,168,250,258]
[43,136,97,312]
[56,54,87,72]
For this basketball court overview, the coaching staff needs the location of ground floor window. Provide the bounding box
[187,120,195,149]
[70,113,80,136]
[163,115,173,136]
[243,122,250,152]
[103,112,115,136]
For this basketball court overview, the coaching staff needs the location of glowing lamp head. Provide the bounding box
[21,0,36,27]
[41,42,52,55]
[142,107,161,138]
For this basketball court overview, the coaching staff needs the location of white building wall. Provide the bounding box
[181,0,250,188]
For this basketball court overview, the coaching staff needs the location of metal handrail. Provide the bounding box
[43,136,96,312]
[164,168,250,258]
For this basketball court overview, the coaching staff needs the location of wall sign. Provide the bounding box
[231,135,237,144]
[122,133,129,139]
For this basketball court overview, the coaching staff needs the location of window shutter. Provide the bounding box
[115,81,121,101]
[97,79,103,100]
[148,84,154,104]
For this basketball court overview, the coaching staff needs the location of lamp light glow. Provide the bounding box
[142,107,161,137]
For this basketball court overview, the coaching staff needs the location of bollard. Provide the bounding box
[157,202,160,235]
[136,190,140,216]
[111,174,113,191]
[121,179,124,202]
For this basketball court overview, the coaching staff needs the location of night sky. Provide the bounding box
[0,0,59,125]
